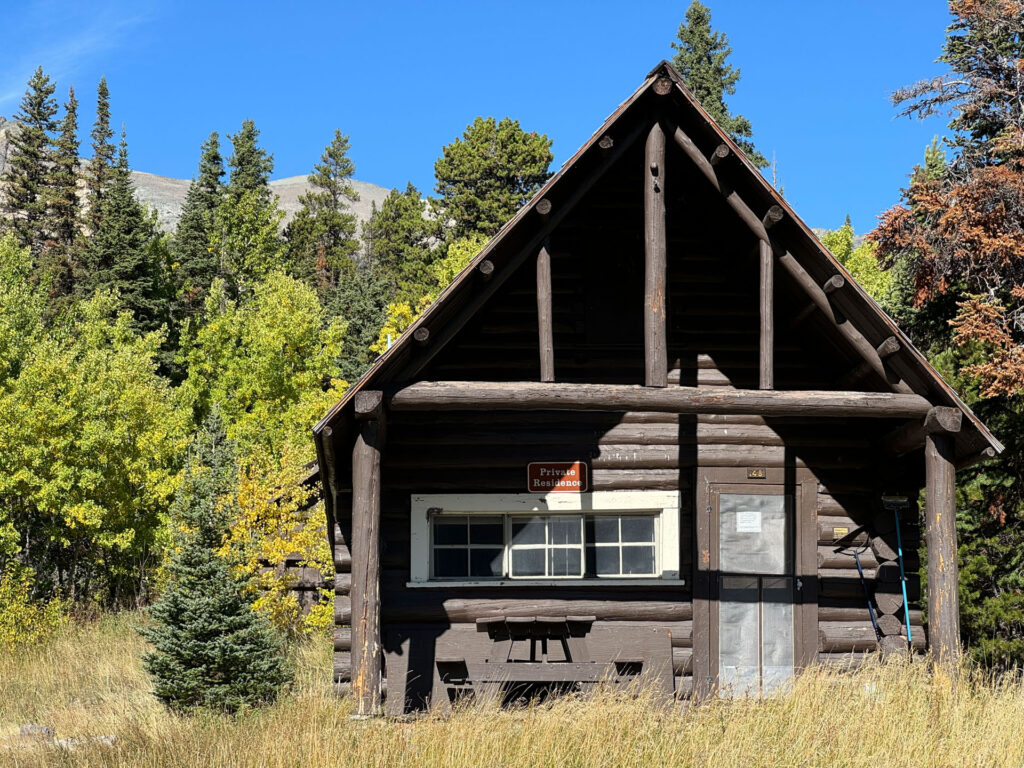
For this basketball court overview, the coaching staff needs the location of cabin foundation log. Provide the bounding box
[925,432,960,664]
[644,121,667,387]
[389,381,932,418]
[350,394,385,714]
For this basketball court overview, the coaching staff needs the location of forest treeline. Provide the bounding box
[0,0,1022,672]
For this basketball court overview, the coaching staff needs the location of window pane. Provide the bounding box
[511,517,545,545]
[433,548,468,578]
[586,516,619,544]
[469,548,503,578]
[549,516,581,545]
[719,494,789,574]
[586,545,620,576]
[549,548,581,577]
[622,545,655,575]
[469,518,503,545]
[511,548,545,577]
[434,518,467,546]
[621,516,655,543]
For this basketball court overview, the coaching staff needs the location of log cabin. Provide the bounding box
[312,61,1003,715]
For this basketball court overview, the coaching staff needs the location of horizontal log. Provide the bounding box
[819,605,922,624]
[675,675,694,700]
[874,590,914,616]
[882,407,962,457]
[334,626,352,652]
[875,613,905,637]
[379,596,693,624]
[333,544,352,572]
[816,651,870,669]
[818,621,926,653]
[387,444,869,471]
[673,646,693,676]
[389,382,933,418]
[334,651,352,682]
[817,516,868,545]
[335,596,351,625]
[334,572,352,596]
[385,469,689,492]
[818,546,878,570]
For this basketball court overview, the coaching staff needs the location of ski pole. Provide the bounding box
[893,506,912,643]
[854,549,881,640]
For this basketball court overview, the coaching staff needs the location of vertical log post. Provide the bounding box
[759,239,774,389]
[644,121,667,388]
[759,206,782,390]
[537,240,554,382]
[351,390,384,714]
[925,432,959,664]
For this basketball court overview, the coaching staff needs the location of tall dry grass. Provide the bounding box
[1,613,1023,767]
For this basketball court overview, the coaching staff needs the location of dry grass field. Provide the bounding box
[1,614,1023,767]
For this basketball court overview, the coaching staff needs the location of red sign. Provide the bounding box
[527,461,588,493]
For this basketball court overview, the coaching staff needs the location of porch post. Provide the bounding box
[351,390,384,714]
[925,432,959,664]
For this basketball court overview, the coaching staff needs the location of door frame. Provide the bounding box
[692,467,817,697]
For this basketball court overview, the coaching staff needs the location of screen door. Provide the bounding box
[716,492,794,695]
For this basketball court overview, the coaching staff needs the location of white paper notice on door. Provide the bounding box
[736,509,762,533]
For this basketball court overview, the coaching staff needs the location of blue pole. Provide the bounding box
[893,507,912,643]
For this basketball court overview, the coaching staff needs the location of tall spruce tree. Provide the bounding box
[42,85,81,303]
[213,121,285,294]
[285,130,360,294]
[671,1,768,168]
[226,120,273,202]
[85,77,115,233]
[1,67,58,254]
[142,411,290,713]
[173,132,225,321]
[363,183,438,304]
[78,128,161,330]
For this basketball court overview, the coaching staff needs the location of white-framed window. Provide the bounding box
[409,491,681,586]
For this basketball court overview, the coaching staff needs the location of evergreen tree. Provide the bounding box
[213,121,285,295]
[85,77,115,233]
[78,128,161,330]
[363,183,438,304]
[433,116,553,241]
[330,263,391,382]
[671,1,768,168]
[226,120,273,202]
[285,130,360,294]
[1,67,58,254]
[41,85,81,303]
[173,132,225,322]
[142,411,290,713]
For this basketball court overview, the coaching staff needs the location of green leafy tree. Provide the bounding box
[41,85,81,304]
[173,132,225,322]
[0,233,44,386]
[1,67,58,253]
[181,272,346,458]
[85,77,115,234]
[286,130,360,294]
[363,183,439,304]
[433,116,553,240]
[671,1,768,168]
[0,292,186,606]
[142,410,290,713]
[77,129,164,331]
[210,188,286,294]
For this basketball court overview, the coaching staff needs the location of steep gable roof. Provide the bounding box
[313,61,1002,493]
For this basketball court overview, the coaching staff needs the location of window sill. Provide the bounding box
[406,578,685,589]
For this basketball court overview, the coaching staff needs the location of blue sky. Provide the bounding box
[2,1,953,233]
